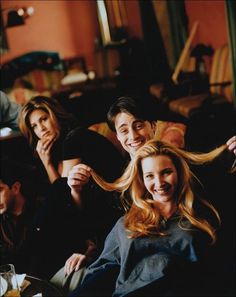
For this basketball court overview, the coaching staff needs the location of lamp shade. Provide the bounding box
[6,10,25,27]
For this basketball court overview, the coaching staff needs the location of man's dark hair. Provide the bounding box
[107,96,157,132]
[0,158,37,200]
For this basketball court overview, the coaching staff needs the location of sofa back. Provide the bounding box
[89,121,186,154]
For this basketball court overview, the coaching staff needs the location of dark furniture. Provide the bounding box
[0,132,35,165]
[22,275,63,297]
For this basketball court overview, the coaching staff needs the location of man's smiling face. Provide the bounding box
[114,112,156,158]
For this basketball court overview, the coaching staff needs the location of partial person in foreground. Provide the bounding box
[0,91,21,135]
[0,158,37,273]
[69,140,235,297]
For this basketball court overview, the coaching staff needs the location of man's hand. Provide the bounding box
[67,164,92,207]
[67,164,92,192]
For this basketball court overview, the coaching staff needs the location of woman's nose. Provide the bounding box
[39,123,46,131]
[154,176,163,187]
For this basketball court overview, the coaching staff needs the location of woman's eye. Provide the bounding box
[163,169,172,176]
[42,116,48,122]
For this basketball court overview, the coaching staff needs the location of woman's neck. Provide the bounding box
[154,201,177,219]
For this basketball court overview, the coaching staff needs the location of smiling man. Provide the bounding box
[107,96,157,158]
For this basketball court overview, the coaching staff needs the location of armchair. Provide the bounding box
[88,120,186,155]
[167,44,235,151]
[168,44,233,118]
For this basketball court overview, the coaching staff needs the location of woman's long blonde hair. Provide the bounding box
[91,140,231,243]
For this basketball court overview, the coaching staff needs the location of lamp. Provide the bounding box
[191,43,214,75]
[7,10,25,27]
[4,6,34,28]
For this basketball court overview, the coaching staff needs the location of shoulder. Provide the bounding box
[103,216,127,246]
[114,216,129,238]
[63,126,114,149]
[109,216,125,234]
[0,91,11,107]
[0,91,21,122]
[65,126,87,136]
[63,127,125,179]
[116,216,125,227]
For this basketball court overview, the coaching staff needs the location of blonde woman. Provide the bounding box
[69,140,235,297]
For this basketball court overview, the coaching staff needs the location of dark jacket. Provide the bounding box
[71,215,208,297]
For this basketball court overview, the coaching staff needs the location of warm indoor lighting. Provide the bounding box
[3,6,34,28]
[17,8,24,16]
[26,7,34,16]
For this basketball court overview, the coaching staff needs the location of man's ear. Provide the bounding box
[11,181,21,195]
[116,133,121,142]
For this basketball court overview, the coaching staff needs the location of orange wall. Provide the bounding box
[125,0,142,39]
[125,0,228,50]
[65,1,99,69]
[1,0,99,68]
[185,0,228,49]
[1,0,228,69]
